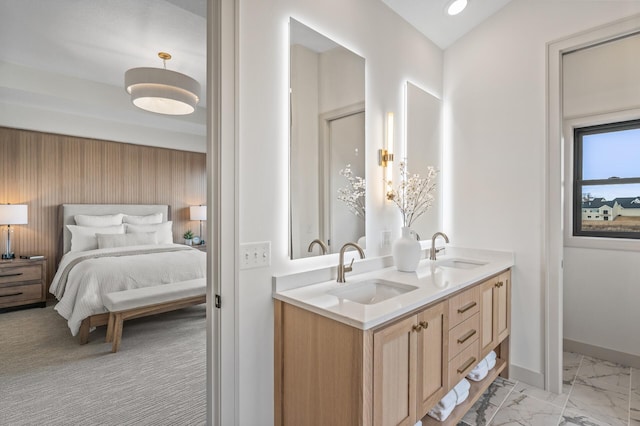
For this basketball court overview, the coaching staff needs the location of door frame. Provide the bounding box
[318,101,365,252]
[207,0,238,424]
[545,12,640,394]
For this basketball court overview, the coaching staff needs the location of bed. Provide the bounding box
[49,204,206,343]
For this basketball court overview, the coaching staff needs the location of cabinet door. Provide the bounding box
[416,301,448,418]
[496,271,511,343]
[479,277,497,357]
[373,315,418,426]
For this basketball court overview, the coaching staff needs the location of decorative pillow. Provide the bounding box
[74,213,124,227]
[125,221,173,244]
[97,232,158,249]
[122,213,163,225]
[67,224,125,252]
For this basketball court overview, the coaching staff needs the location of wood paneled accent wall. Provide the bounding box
[0,127,206,294]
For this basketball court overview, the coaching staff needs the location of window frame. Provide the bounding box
[573,119,640,240]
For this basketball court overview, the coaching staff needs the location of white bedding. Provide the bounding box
[50,244,206,336]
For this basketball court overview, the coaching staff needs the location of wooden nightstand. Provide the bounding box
[0,258,47,312]
[193,244,207,252]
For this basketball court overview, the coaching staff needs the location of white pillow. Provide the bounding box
[67,224,125,252]
[122,213,163,225]
[74,213,124,227]
[126,221,173,244]
[97,232,158,249]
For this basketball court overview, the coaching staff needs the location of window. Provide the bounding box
[574,119,640,239]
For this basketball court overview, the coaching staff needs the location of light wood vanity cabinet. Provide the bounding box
[274,268,511,426]
[479,270,511,359]
[373,301,448,426]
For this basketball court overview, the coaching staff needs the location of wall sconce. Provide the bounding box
[189,205,207,245]
[379,112,395,197]
[0,204,28,259]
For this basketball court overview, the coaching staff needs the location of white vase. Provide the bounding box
[393,227,422,272]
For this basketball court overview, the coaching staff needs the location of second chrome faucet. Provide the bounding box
[429,232,450,260]
[337,242,365,283]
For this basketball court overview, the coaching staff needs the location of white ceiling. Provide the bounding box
[381,0,514,49]
[0,0,510,147]
[0,0,206,92]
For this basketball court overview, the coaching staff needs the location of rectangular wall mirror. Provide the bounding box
[289,18,366,259]
[406,81,442,241]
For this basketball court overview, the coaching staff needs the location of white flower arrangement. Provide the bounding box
[337,164,366,220]
[386,161,438,227]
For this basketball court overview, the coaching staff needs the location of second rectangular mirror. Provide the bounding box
[289,18,366,259]
[406,81,442,241]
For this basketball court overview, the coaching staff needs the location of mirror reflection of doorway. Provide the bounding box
[322,109,365,253]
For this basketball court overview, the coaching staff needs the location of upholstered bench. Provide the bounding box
[104,278,206,353]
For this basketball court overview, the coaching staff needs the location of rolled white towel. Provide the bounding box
[456,390,470,406]
[453,378,471,401]
[414,421,422,426]
[427,401,456,422]
[486,356,496,370]
[486,350,497,361]
[433,388,457,411]
[467,365,488,381]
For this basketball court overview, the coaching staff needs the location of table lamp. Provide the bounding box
[189,205,206,244]
[0,204,28,259]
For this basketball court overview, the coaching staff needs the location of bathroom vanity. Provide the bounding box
[273,247,513,426]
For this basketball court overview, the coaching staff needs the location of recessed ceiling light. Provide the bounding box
[447,0,468,16]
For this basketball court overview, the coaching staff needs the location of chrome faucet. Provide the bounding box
[429,232,449,261]
[337,242,365,283]
[307,238,328,255]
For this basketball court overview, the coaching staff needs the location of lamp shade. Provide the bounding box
[190,205,207,221]
[0,204,28,225]
[125,67,200,115]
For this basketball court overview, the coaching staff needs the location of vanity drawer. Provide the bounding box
[448,286,480,328]
[0,264,42,285]
[448,339,479,388]
[448,312,480,360]
[0,283,42,308]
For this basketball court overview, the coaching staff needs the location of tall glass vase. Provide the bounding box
[392,226,422,272]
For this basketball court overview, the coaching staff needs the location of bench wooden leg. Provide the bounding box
[105,313,115,343]
[111,313,124,353]
[79,318,90,345]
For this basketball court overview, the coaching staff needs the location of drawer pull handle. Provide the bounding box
[457,329,477,344]
[412,324,422,332]
[457,301,477,314]
[0,292,23,298]
[0,272,23,278]
[419,321,429,329]
[495,281,504,288]
[457,356,477,374]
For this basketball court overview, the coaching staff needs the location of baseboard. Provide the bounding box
[508,363,545,389]
[564,338,640,369]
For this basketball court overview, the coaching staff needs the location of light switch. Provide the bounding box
[240,241,271,269]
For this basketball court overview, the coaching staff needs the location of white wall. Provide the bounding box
[238,0,442,423]
[443,0,640,385]
[562,33,640,358]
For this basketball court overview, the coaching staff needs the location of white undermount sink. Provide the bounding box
[437,258,487,269]
[328,279,419,305]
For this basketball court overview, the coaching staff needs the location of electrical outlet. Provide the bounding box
[381,230,392,249]
[240,241,271,270]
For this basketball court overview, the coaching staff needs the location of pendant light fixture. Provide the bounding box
[125,52,201,115]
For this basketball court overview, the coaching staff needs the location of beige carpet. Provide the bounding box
[0,303,206,425]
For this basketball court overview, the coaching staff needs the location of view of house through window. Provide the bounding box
[574,119,640,238]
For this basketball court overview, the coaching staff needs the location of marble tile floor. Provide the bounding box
[457,352,639,426]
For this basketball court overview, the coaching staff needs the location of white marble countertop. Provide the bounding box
[272,247,514,330]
